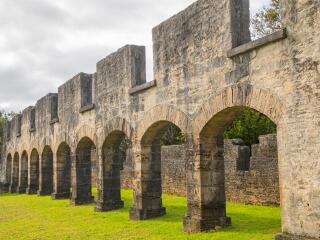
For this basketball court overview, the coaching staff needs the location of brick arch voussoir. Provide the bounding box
[74,125,97,151]
[136,105,192,143]
[97,117,134,151]
[193,83,284,137]
[38,136,54,155]
[54,133,73,155]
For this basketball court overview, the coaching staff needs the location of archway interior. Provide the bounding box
[19,151,28,193]
[74,137,96,204]
[6,154,12,185]
[198,106,278,229]
[99,130,131,210]
[40,146,53,195]
[138,121,184,218]
[10,152,19,192]
[28,149,39,194]
[56,143,72,198]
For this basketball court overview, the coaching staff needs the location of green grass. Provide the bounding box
[0,189,281,240]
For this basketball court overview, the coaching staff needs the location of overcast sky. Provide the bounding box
[0,0,271,112]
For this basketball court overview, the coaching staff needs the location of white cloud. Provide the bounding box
[0,0,269,112]
[250,0,271,15]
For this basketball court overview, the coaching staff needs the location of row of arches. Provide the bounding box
[4,84,284,233]
[5,136,121,207]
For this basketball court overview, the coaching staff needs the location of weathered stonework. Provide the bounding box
[120,135,279,206]
[1,0,320,239]
[225,134,279,206]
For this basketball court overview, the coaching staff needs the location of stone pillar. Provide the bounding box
[52,146,71,200]
[70,149,94,205]
[26,150,39,194]
[9,154,19,193]
[183,135,231,232]
[17,153,28,193]
[1,155,12,193]
[95,147,124,212]
[130,140,166,220]
[38,150,53,196]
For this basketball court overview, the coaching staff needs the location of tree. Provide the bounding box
[224,109,276,145]
[0,112,6,165]
[251,0,282,39]
[160,125,185,146]
[0,111,16,160]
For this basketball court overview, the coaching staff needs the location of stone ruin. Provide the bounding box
[1,0,320,239]
[118,134,280,206]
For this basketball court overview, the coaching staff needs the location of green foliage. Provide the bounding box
[160,125,185,146]
[251,0,282,39]
[0,189,281,239]
[224,109,277,145]
[0,111,16,158]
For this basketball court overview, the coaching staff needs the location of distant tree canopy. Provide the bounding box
[161,125,185,146]
[224,109,277,145]
[251,0,282,39]
[0,111,16,158]
[0,112,7,159]
[160,109,276,146]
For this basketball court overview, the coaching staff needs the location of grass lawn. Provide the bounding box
[0,189,281,240]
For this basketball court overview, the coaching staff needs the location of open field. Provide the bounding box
[0,189,281,240]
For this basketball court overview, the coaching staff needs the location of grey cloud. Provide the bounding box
[0,0,268,112]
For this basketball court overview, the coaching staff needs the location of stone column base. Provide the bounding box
[51,192,70,200]
[16,186,27,194]
[26,187,38,195]
[275,233,319,240]
[183,215,231,233]
[129,207,166,220]
[9,185,18,193]
[37,190,52,196]
[70,196,94,206]
[0,183,9,193]
[95,200,124,212]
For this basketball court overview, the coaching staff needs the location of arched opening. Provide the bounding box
[52,142,71,199]
[71,137,96,205]
[38,146,53,196]
[130,121,184,220]
[184,106,279,233]
[18,151,28,193]
[27,149,39,194]
[5,154,12,186]
[95,130,131,212]
[9,152,19,193]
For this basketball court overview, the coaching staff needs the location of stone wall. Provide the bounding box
[225,134,279,206]
[2,0,320,237]
[119,134,279,206]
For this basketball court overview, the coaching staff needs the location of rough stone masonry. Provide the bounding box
[120,134,280,206]
[0,0,320,239]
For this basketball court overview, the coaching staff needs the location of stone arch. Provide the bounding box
[18,151,28,193]
[95,117,133,212]
[130,105,191,220]
[52,142,72,200]
[75,125,97,150]
[184,84,284,233]
[192,83,284,136]
[39,136,54,155]
[10,152,19,193]
[71,137,96,205]
[136,105,191,141]
[5,153,12,186]
[95,130,129,212]
[38,146,54,196]
[54,132,73,153]
[27,148,39,194]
